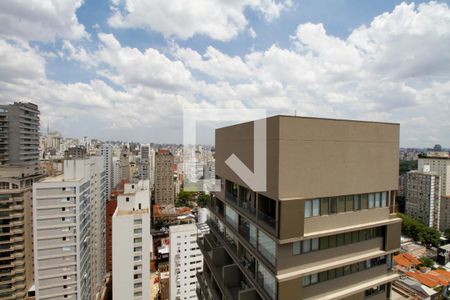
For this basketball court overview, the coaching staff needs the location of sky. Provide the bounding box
[0,0,449,146]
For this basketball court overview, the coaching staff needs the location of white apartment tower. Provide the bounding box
[101,144,113,199]
[33,157,106,300]
[140,144,150,181]
[112,157,120,189]
[405,168,441,229]
[112,180,151,300]
[169,223,205,300]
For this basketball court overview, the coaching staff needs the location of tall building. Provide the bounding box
[112,157,120,189]
[0,101,40,299]
[33,156,106,300]
[405,168,441,229]
[418,152,450,230]
[101,144,113,199]
[198,116,401,300]
[140,144,150,180]
[155,150,175,206]
[112,180,151,300]
[169,223,206,300]
[0,102,40,169]
[120,148,130,181]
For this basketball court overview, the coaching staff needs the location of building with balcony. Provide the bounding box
[155,150,175,206]
[101,144,113,200]
[169,223,206,300]
[112,180,151,300]
[33,157,106,300]
[197,116,401,300]
[405,167,441,229]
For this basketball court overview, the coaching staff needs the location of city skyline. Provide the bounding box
[1,0,450,146]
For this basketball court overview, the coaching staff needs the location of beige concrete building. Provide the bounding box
[197,116,401,300]
[405,169,441,229]
[154,150,175,206]
[0,165,39,299]
[0,102,40,299]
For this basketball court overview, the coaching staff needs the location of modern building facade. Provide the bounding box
[197,116,401,300]
[0,101,40,299]
[155,150,175,206]
[418,152,450,230]
[33,157,106,300]
[101,144,113,200]
[0,165,39,299]
[120,148,130,181]
[405,168,441,229]
[112,180,151,300]
[0,102,40,170]
[169,223,205,300]
[140,144,150,181]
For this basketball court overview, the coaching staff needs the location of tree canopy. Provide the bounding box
[398,213,441,247]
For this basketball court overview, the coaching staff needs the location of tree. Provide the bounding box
[197,193,208,208]
[398,213,441,247]
[419,257,434,268]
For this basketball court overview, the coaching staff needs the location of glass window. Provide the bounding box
[328,269,336,280]
[338,197,346,213]
[225,206,238,229]
[258,231,276,266]
[354,195,361,210]
[329,235,336,248]
[312,199,320,216]
[335,267,343,278]
[336,234,344,246]
[320,198,329,215]
[311,238,319,251]
[329,198,337,214]
[361,194,368,209]
[375,193,381,208]
[320,236,329,250]
[319,271,328,282]
[344,233,352,244]
[311,273,318,284]
[368,193,375,208]
[345,196,353,211]
[303,275,310,286]
[381,192,388,207]
[293,242,301,255]
[303,240,311,253]
[258,263,276,299]
[304,200,312,218]
[352,231,359,243]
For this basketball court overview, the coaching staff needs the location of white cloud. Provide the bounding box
[249,27,257,39]
[0,0,88,41]
[108,0,291,41]
[0,2,449,146]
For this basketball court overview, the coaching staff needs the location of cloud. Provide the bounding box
[0,1,449,146]
[108,0,292,41]
[0,0,88,42]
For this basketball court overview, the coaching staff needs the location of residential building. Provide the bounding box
[169,223,206,300]
[33,156,106,300]
[105,200,117,273]
[155,150,175,206]
[0,102,40,170]
[112,157,120,189]
[120,148,130,181]
[140,144,150,180]
[405,168,441,229]
[418,152,450,230]
[0,101,40,299]
[101,144,113,199]
[112,180,151,300]
[198,116,401,300]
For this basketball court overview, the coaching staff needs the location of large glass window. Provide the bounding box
[225,206,238,229]
[305,199,320,218]
[368,193,375,208]
[258,263,276,299]
[381,192,388,207]
[258,231,276,266]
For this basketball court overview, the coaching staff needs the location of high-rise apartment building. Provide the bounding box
[112,180,151,300]
[405,168,441,229]
[0,102,40,170]
[33,156,106,300]
[112,157,120,189]
[169,223,205,300]
[101,144,113,199]
[418,152,450,230]
[198,116,401,300]
[120,148,130,181]
[140,144,150,180]
[0,101,40,299]
[155,150,175,206]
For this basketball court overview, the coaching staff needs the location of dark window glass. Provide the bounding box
[319,271,328,282]
[345,233,352,244]
[352,231,359,243]
[320,198,329,215]
[335,267,343,278]
[328,235,336,248]
[319,236,329,250]
[329,198,337,214]
[336,234,345,246]
[338,197,346,213]
[328,269,335,280]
